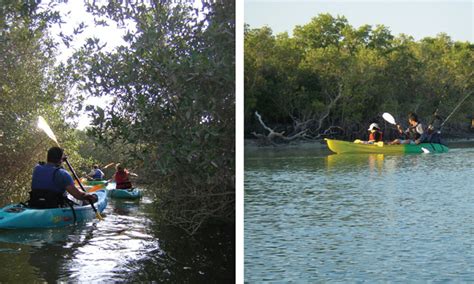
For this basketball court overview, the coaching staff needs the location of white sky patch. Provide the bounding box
[44,1,132,130]
[49,1,130,63]
[76,96,113,130]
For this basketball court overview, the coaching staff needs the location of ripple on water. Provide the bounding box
[245,147,474,282]
[58,200,164,282]
[0,189,233,283]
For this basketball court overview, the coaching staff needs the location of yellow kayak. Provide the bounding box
[325,139,449,154]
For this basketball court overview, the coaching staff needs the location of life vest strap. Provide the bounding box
[28,189,68,209]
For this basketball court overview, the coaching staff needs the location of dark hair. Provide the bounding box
[47,147,64,163]
[408,112,419,122]
[93,165,98,169]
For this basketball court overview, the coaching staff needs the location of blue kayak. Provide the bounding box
[108,188,142,199]
[0,190,107,229]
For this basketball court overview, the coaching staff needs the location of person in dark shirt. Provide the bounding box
[389,112,426,145]
[30,147,98,208]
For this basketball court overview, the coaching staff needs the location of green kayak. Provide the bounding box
[325,138,449,154]
[84,180,108,186]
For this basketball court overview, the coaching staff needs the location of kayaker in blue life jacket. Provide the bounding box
[389,112,426,145]
[87,165,105,180]
[29,147,98,208]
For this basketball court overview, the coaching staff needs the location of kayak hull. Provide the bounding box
[84,180,108,186]
[325,139,449,154]
[108,188,142,199]
[0,190,107,229]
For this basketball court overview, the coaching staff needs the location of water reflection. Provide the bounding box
[326,154,386,174]
[245,146,474,282]
[28,227,95,282]
[0,205,163,282]
[0,227,75,247]
[0,193,234,282]
[61,202,163,282]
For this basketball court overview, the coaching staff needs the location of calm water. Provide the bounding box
[245,143,474,282]
[0,187,234,282]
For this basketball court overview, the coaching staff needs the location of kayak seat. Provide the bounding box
[26,190,78,222]
[28,189,71,209]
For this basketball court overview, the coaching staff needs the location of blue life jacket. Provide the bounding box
[92,169,104,180]
[31,164,68,194]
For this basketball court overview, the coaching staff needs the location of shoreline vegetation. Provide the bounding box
[245,14,473,147]
[0,1,235,235]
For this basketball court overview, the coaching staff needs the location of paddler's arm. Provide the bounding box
[415,133,427,145]
[66,184,98,203]
[414,124,426,145]
[108,173,116,183]
[396,124,404,134]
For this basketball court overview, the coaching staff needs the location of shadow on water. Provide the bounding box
[0,190,234,283]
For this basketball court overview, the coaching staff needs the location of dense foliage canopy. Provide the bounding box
[68,1,235,234]
[1,0,235,235]
[0,0,93,202]
[245,14,473,141]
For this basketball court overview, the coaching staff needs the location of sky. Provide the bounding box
[49,1,129,63]
[245,0,474,42]
[47,1,130,130]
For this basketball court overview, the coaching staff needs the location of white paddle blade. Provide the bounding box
[104,162,115,169]
[38,116,60,146]
[382,112,396,125]
[421,147,430,154]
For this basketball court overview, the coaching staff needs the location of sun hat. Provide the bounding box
[368,123,380,131]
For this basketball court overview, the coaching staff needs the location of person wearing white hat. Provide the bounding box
[367,123,383,143]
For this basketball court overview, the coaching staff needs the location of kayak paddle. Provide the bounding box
[63,158,104,221]
[37,116,103,221]
[84,183,106,193]
[382,112,397,125]
[104,162,115,169]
